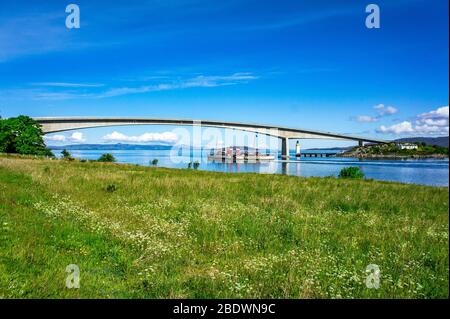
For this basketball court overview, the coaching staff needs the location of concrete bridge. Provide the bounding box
[34,117,388,158]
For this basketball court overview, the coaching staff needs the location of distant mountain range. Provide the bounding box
[49,143,273,152]
[394,136,448,148]
[49,143,176,150]
[305,146,351,151]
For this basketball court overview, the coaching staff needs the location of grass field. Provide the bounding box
[0,155,448,298]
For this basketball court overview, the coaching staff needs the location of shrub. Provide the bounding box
[151,159,159,166]
[61,149,75,161]
[339,166,365,179]
[105,184,117,193]
[61,149,71,159]
[98,153,116,163]
[187,161,200,169]
[193,161,200,170]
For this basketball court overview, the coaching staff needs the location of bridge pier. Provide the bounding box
[281,137,289,159]
[359,140,364,147]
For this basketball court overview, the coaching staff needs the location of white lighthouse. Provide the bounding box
[296,140,301,157]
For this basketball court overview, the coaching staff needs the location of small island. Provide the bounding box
[338,142,449,160]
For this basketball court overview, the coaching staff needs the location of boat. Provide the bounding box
[207,146,275,162]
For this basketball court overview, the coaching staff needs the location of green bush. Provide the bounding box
[98,153,116,163]
[151,159,159,166]
[193,161,200,170]
[61,149,71,159]
[105,184,117,193]
[187,161,200,169]
[339,166,365,179]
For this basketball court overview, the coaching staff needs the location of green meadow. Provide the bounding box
[0,155,448,298]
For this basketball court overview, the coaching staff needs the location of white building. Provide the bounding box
[397,143,418,150]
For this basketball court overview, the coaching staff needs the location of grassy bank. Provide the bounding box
[0,155,448,298]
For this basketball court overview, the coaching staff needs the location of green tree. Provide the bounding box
[61,149,71,159]
[151,159,159,166]
[98,153,116,162]
[0,116,53,156]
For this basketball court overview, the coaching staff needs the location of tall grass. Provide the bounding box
[0,155,448,298]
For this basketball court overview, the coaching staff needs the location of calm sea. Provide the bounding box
[53,149,449,187]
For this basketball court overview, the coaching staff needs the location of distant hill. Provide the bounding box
[49,143,175,151]
[394,136,449,148]
[305,146,352,151]
[49,144,274,151]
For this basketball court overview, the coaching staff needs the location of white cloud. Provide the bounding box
[32,82,104,88]
[377,106,449,136]
[352,104,398,123]
[11,73,258,100]
[374,104,398,116]
[98,73,258,98]
[33,92,93,100]
[419,119,448,126]
[416,106,449,126]
[69,132,86,143]
[377,121,414,134]
[419,105,449,118]
[44,134,66,142]
[414,125,449,135]
[102,131,178,143]
[44,132,86,143]
[354,115,379,123]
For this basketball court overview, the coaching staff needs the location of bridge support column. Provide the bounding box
[358,140,364,147]
[281,137,289,159]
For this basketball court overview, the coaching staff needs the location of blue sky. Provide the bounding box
[0,0,448,148]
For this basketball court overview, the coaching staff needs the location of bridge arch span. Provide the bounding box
[34,117,387,158]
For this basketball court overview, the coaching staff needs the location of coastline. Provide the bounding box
[336,153,449,160]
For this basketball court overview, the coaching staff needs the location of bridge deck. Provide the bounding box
[34,117,388,144]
